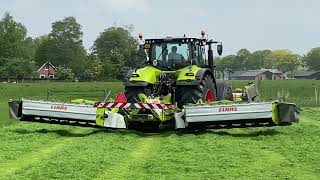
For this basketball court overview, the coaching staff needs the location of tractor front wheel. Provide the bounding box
[176,75,216,108]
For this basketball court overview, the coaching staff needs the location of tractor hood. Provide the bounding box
[125,65,201,85]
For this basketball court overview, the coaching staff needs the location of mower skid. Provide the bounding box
[8,100,22,119]
[96,108,126,129]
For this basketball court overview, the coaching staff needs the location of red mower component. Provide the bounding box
[114,92,127,103]
[205,89,215,102]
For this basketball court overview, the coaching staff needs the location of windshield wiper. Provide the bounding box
[156,46,167,61]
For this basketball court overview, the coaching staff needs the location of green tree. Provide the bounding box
[35,17,87,76]
[33,35,50,65]
[21,37,37,60]
[92,27,139,78]
[0,58,35,80]
[270,50,301,73]
[214,57,224,79]
[89,59,104,80]
[236,49,250,70]
[0,13,37,80]
[0,12,28,58]
[222,55,237,79]
[55,65,74,80]
[304,47,320,70]
[246,50,272,70]
[135,45,147,68]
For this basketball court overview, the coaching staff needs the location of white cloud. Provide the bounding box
[102,0,151,13]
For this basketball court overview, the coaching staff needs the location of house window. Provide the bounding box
[45,66,49,70]
[49,74,54,79]
[40,75,45,79]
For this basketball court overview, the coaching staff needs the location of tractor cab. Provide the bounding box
[143,37,221,71]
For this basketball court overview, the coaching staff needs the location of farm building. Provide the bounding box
[231,69,285,80]
[286,71,320,80]
[37,62,56,79]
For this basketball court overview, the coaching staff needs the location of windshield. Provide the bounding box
[150,43,192,70]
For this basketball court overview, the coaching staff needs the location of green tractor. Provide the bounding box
[123,35,233,128]
[124,36,233,107]
[7,35,300,130]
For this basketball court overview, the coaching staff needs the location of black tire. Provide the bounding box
[216,81,234,101]
[124,87,147,103]
[176,75,216,108]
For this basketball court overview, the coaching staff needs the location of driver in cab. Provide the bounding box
[168,46,185,67]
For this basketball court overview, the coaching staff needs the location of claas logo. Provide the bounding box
[51,105,67,111]
[219,106,237,112]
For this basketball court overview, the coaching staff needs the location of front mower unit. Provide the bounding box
[8,93,299,130]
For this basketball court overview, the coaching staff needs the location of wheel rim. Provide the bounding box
[205,89,215,102]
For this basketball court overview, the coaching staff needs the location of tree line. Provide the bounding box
[0,12,319,81]
[214,48,320,80]
[0,13,145,81]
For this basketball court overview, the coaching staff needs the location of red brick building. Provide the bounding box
[37,62,56,79]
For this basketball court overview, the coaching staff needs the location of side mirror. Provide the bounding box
[217,44,223,56]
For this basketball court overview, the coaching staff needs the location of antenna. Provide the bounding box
[206,29,209,39]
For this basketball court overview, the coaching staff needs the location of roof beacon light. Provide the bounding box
[201,30,206,39]
[138,33,143,40]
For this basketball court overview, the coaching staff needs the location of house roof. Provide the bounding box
[230,71,246,77]
[290,70,319,77]
[238,70,267,77]
[266,69,282,74]
[37,62,56,72]
[232,70,267,77]
[231,69,283,77]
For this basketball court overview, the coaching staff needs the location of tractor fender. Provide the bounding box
[176,68,216,88]
[196,68,215,82]
[124,69,134,80]
[199,69,218,96]
[123,69,149,87]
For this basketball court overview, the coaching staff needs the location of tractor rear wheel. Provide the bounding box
[176,75,216,108]
[216,81,234,101]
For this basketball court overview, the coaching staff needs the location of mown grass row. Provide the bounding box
[0,108,319,179]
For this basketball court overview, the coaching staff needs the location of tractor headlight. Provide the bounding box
[185,73,195,76]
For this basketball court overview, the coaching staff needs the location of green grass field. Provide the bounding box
[0,80,320,179]
[230,80,320,107]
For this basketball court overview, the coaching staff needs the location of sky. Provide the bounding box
[1,0,320,55]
